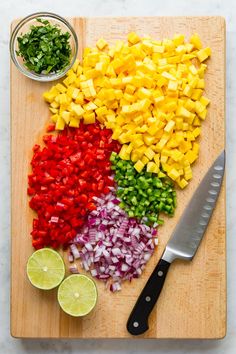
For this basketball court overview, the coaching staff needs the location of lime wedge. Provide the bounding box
[58,274,97,317]
[26,248,65,290]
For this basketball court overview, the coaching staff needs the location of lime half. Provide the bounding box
[26,248,65,290]
[58,274,97,317]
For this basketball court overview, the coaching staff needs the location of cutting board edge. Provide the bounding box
[10,15,226,339]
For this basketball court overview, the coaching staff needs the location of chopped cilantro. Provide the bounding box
[16,18,71,74]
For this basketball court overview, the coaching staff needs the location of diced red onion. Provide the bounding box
[69,264,79,274]
[85,243,93,252]
[110,282,121,292]
[144,252,151,261]
[91,269,98,277]
[69,191,158,291]
[70,244,80,259]
[50,216,59,223]
[68,253,74,263]
[111,248,121,256]
[121,263,129,272]
[111,198,120,204]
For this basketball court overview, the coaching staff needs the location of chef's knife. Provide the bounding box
[127,150,225,336]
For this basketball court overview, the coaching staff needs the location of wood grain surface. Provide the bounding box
[11,16,226,339]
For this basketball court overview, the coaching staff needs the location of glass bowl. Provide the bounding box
[10,12,78,82]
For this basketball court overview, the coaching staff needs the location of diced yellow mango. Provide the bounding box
[141,156,149,165]
[143,134,155,145]
[75,92,85,105]
[43,32,210,188]
[69,118,80,128]
[72,59,80,73]
[132,139,144,148]
[173,34,185,46]
[55,116,65,130]
[118,133,131,144]
[192,127,201,138]
[191,89,203,101]
[192,142,200,154]
[168,80,178,91]
[190,33,202,50]
[128,32,141,44]
[198,109,207,120]
[135,145,146,157]
[134,160,145,173]
[160,155,168,164]
[162,71,176,81]
[184,99,195,112]
[96,38,108,50]
[154,153,160,166]
[96,106,108,117]
[197,79,205,89]
[61,111,71,124]
[168,168,180,180]
[131,151,139,162]
[193,116,201,126]
[200,96,210,106]
[178,178,188,189]
[51,114,59,123]
[183,84,193,97]
[43,92,56,103]
[72,88,80,100]
[185,150,198,164]
[71,103,85,117]
[176,106,191,119]
[156,136,169,151]
[119,144,130,160]
[84,112,96,124]
[147,125,159,136]
[184,166,193,180]
[189,65,198,75]
[49,107,58,114]
[146,161,159,173]
[55,83,67,93]
[185,43,194,53]
[164,120,175,133]
[144,147,155,160]
[158,171,166,178]
[171,149,184,162]
[197,47,211,62]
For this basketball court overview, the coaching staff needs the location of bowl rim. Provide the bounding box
[10,11,78,82]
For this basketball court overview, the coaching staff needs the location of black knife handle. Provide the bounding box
[127,258,171,336]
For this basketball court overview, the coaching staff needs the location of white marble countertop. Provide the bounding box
[0,0,235,353]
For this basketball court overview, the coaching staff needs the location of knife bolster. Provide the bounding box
[162,247,179,263]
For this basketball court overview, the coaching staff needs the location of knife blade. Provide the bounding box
[127,150,225,336]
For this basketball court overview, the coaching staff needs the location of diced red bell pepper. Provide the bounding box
[28,122,121,249]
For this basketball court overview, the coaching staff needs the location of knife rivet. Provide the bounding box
[145,296,151,302]
[209,189,217,195]
[214,165,223,171]
[206,197,215,203]
[158,271,163,277]
[211,181,220,188]
[133,321,139,328]
[204,205,212,211]
[213,173,222,179]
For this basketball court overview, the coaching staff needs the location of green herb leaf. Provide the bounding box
[16,18,72,74]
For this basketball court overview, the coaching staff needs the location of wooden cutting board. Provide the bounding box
[11,16,226,339]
